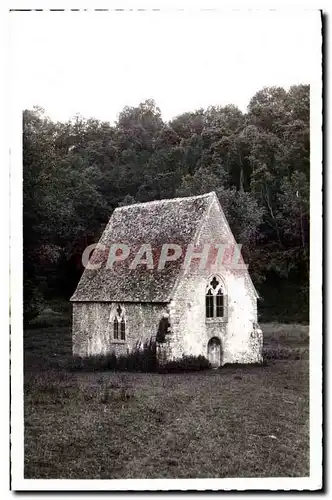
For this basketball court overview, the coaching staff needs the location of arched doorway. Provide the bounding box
[207,337,222,368]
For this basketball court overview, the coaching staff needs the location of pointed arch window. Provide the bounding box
[205,289,214,318]
[216,289,224,318]
[205,276,226,320]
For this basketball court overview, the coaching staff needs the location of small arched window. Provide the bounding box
[205,276,226,319]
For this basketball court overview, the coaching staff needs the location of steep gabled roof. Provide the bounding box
[71,192,214,302]
[71,191,259,303]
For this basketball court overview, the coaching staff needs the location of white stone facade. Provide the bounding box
[160,196,263,365]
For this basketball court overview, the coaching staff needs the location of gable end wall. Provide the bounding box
[168,197,262,364]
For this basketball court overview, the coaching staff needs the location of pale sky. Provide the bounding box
[9,9,321,124]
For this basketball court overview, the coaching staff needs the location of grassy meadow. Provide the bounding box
[24,310,309,479]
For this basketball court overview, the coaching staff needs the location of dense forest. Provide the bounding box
[23,85,309,323]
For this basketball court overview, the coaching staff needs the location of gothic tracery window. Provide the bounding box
[205,277,226,319]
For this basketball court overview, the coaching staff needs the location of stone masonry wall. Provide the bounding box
[72,302,167,357]
[168,196,262,365]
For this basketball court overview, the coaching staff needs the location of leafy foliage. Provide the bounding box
[23,86,310,322]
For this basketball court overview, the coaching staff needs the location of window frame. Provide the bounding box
[110,304,127,343]
[205,289,214,318]
[205,276,227,323]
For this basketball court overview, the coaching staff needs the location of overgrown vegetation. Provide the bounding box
[70,345,157,373]
[24,303,309,373]
[70,353,211,373]
[23,85,309,324]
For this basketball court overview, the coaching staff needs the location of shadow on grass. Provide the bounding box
[24,321,309,375]
[69,353,212,374]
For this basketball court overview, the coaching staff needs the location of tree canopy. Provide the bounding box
[23,85,310,322]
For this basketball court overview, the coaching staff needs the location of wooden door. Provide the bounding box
[207,337,221,368]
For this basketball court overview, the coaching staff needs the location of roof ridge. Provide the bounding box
[115,191,216,211]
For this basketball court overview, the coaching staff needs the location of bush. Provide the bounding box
[121,341,157,372]
[158,355,211,373]
[69,341,157,373]
[69,352,210,373]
